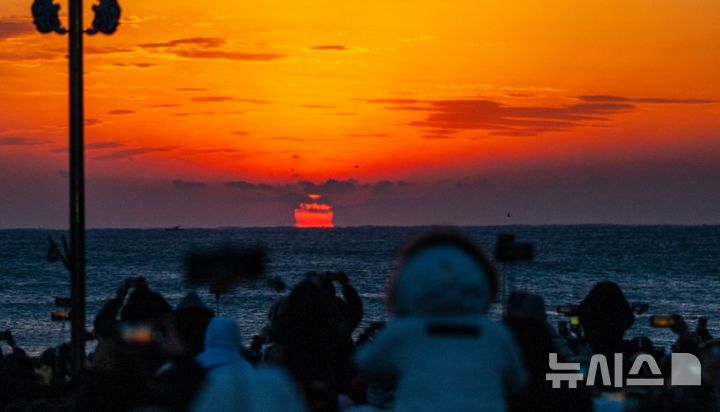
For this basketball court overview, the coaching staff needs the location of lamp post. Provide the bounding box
[32,0,121,376]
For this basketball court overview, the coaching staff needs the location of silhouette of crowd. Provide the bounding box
[1,228,718,411]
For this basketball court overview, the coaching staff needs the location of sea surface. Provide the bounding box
[1,226,719,355]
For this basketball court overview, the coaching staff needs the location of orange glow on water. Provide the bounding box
[294,195,334,228]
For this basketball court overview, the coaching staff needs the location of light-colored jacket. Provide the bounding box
[191,317,306,412]
[355,245,527,412]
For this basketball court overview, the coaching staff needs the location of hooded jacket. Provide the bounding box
[191,317,306,412]
[355,245,527,412]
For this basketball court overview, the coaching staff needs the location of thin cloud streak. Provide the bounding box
[94,146,179,161]
[0,137,46,146]
[310,45,348,51]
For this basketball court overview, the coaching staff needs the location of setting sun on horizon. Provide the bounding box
[1,0,719,227]
[294,194,334,228]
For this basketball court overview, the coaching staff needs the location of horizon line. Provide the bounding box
[2,223,720,231]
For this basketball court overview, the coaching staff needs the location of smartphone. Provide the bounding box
[55,297,71,307]
[650,315,676,328]
[119,322,157,344]
[51,311,71,321]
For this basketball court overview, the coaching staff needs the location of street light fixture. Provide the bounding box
[31,0,121,376]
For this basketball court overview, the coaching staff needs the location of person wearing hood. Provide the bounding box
[190,317,306,412]
[354,229,528,412]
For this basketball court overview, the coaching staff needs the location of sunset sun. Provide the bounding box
[294,194,334,228]
[1,0,718,227]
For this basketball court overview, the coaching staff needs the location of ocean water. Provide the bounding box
[1,226,719,355]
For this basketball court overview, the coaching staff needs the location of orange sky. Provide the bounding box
[1,0,719,227]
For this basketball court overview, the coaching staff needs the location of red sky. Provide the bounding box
[1,0,719,227]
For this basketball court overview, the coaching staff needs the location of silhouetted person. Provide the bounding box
[120,277,174,322]
[636,339,720,412]
[577,281,634,357]
[258,270,362,371]
[152,293,215,411]
[94,277,173,339]
[505,318,593,412]
[272,274,355,411]
[505,291,575,360]
[355,229,527,412]
[72,334,154,411]
[154,313,207,412]
[326,271,363,333]
[93,277,174,377]
[0,330,36,410]
[175,292,215,357]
